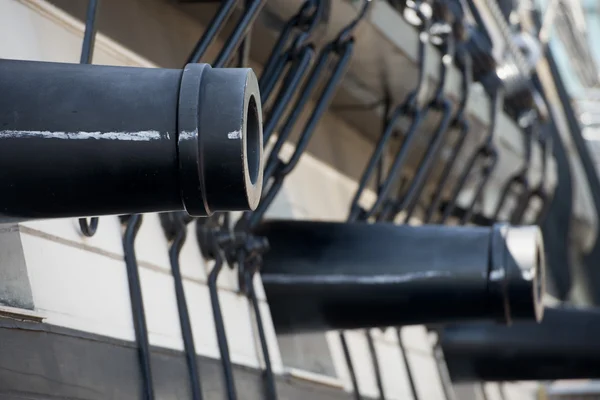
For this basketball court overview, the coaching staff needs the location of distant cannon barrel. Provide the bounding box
[440,307,600,381]
[0,59,263,221]
[254,221,545,333]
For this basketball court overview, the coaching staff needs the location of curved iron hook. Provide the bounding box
[79,217,99,237]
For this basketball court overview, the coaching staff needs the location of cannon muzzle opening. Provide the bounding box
[0,59,263,221]
[254,221,545,333]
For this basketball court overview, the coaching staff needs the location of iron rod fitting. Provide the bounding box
[255,220,545,333]
[0,59,263,221]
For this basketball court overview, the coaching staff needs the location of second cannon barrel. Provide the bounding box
[440,307,600,381]
[254,221,545,333]
[0,59,263,221]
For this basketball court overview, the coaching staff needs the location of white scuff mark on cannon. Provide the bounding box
[179,130,197,140]
[0,130,163,141]
[262,270,453,284]
[227,130,241,139]
[489,268,506,282]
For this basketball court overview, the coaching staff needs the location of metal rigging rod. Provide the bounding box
[347,1,432,223]
[161,212,205,400]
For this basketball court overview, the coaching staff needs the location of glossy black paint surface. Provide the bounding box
[255,220,545,333]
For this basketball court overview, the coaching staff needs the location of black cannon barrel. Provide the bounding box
[254,221,545,333]
[440,307,600,381]
[0,59,263,221]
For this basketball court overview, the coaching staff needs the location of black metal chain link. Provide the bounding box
[389,10,460,400]
[259,0,323,105]
[155,1,268,397]
[492,111,535,224]
[120,214,156,399]
[423,69,513,400]
[361,95,395,400]
[241,5,372,399]
[507,117,553,225]
[415,22,473,400]
[192,3,323,399]
[240,0,372,230]
[439,82,504,224]
[337,3,465,399]
[187,0,266,67]
[393,7,471,400]
[394,31,455,222]
[423,47,473,222]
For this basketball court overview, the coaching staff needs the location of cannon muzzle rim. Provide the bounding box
[490,223,546,325]
[240,71,263,211]
[178,64,263,215]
